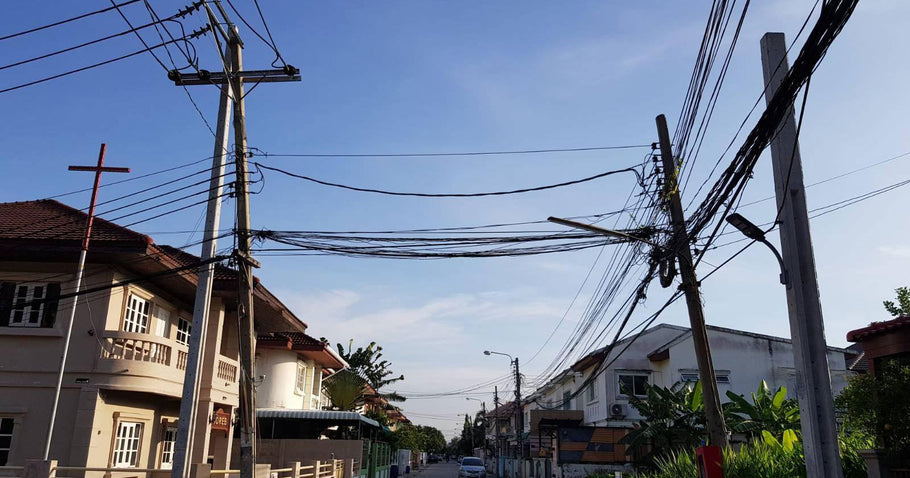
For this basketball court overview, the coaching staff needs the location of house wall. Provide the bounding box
[256,349,321,410]
[235,439,363,468]
[0,261,238,469]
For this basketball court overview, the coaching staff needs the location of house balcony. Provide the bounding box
[95,330,239,402]
[584,400,603,423]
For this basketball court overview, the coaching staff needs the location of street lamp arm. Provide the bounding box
[758,238,789,287]
[547,216,659,248]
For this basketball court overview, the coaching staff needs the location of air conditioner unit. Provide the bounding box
[609,403,627,418]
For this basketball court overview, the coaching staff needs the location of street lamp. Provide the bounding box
[547,216,659,248]
[725,213,789,287]
[483,350,522,461]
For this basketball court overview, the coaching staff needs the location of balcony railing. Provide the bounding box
[217,357,238,382]
[101,332,178,366]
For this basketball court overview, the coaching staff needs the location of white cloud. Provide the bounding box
[878,246,910,259]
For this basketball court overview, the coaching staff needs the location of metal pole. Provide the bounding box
[760,32,843,478]
[229,26,259,478]
[656,114,729,447]
[171,48,234,478]
[45,144,129,459]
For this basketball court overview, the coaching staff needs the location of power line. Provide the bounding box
[0,28,210,95]
[254,162,642,198]
[250,144,652,159]
[0,0,142,42]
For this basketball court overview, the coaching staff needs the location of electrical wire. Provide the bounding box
[254,162,642,198]
[0,0,142,42]
[250,144,652,159]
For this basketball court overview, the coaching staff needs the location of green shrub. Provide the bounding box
[640,433,869,478]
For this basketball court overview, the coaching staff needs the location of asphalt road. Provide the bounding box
[412,462,459,478]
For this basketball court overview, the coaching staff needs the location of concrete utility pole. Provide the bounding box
[655,115,729,448]
[166,4,299,477]
[171,44,233,478]
[513,358,523,459]
[45,144,129,460]
[760,32,843,478]
[493,387,500,468]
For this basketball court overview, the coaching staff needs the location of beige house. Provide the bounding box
[0,199,306,472]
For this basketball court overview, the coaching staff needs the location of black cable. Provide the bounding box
[255,162,641,198]
[0,0,142,42]
[0,30,209,95]
[250,144,651,159]
[223,0,286,67]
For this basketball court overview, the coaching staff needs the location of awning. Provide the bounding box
[257,409,381,428]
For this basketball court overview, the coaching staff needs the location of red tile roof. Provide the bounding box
[847,316,910,342]
[0,199,153,244]
[258,332,327,349]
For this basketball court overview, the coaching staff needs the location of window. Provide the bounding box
[2,282,60,328]
[681,372,730,384]
[295,360,307,395]
[153,307,169,337]
[561,391,571,410]
[586,382,597,402]
[175,317,191,346]
[618,373,649,397]
[123,294,150,334]
[311,365,322,397]
[113,422,143,468]
[160,426,176,469]
[0,418,13,465]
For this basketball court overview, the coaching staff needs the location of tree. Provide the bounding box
[323,369,367,411]
[417,425,447,454]
[336,340,406,402]
[836,361,910,462]
[883,286,910,317]
[620,381,706,464]
[724,381,800,441]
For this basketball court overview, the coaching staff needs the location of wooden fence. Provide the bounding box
[8,459,351,478]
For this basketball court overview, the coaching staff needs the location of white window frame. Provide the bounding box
[295,360,307,395]
[586,382,597,403]
[112,421,143,468]
[175,317,191,346]
[0,417,14,466]
[159,425,176,469]
[617,372,649,398]
[9,283,47,327]
[123,294,150,334]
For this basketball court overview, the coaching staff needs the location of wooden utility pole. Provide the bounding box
[655,114,729,448]
[227,25,261,478]
[760,32,843,478]
[46,145,129,459]
[166,4,299,477]
[493,386,500,469]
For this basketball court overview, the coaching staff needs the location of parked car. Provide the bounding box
[458,457,486,478]
[428,454,439,464]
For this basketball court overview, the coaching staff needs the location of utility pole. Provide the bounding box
[171,43,233,478]
[166,4,299,477]
[493,386,500,472]
[513,358,523,459]
[760,32,843,478]
[45,144,129,459]
[468,414,475,453]
[655,114,729,448]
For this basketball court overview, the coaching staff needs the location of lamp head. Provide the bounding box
[483,350,491,356]
[726,213,766,241]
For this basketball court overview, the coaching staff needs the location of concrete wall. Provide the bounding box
[237,439,364,468]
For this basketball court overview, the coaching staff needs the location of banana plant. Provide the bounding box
[724,381,800,440]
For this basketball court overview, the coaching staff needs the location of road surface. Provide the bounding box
[412,462,459,478]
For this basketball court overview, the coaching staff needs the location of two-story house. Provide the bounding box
[0,199,307,472]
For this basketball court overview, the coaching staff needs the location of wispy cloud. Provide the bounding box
[878,246,910,259]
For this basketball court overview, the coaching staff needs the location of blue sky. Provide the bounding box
[2,1,910,437]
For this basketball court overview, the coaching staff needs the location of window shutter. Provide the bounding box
[0,282,15,327]
[41,283,61,328]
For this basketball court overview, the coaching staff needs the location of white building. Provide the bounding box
[525,323,853,428]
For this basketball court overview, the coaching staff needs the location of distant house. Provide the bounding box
[847,316,910,376]
[0,199,305,471]
[526,323,853,428]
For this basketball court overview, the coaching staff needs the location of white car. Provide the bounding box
[458,457,486,478]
